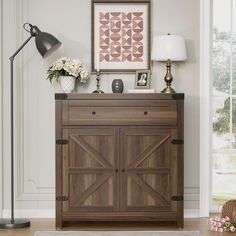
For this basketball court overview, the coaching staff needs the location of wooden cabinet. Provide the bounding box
[55,94,184,228]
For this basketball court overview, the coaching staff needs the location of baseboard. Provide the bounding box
[2,209,199,219]
[184,209,200,218]
[3,209,55,218]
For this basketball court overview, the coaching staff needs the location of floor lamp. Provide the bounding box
[0,23,61,229]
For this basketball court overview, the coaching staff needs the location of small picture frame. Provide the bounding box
[134,70,151,89]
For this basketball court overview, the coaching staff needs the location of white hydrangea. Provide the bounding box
[48,57,89,83]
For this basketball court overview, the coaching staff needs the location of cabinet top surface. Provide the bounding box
[55,93,184,100]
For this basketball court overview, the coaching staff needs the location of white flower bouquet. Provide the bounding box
[47,57,89,83]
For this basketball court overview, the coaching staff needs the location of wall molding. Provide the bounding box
[0,0,3,218]
[184,209,200,218]
[199,0,212,217]
[14,0,55,202]
[184,187,200,201]
[3,209,55,218]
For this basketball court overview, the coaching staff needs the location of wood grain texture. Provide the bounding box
[66,106,177,126]
[123,128,175,212]
[55,94,184,228]
[62,128,118,212]
[55,100,62,229]
[176,100,184,228]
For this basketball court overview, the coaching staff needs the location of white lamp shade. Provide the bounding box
[151,34,187,61]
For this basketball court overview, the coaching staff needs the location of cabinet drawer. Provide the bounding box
[62,101,177,126]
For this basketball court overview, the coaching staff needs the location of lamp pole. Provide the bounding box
[0,23,61,229]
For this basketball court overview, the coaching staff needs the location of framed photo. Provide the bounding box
[134,70,151,88]
[91,0,151,73]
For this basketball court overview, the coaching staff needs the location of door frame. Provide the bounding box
[199,0,212,217]
[0,0,3,217]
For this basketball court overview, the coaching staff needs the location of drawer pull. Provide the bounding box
[92,111,96,115]
[122,169,125,173]
[115,169,118,173]
[144,111,148,115]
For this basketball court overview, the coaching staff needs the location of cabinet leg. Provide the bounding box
[56,220,62,230]
[177,220,184,228]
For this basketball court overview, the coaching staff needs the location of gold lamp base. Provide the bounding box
[161,59,176,94]
[161,86,176,94]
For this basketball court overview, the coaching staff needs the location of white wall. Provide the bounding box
[1,0,200,217]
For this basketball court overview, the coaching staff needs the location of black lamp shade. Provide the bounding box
[35,32,61,58]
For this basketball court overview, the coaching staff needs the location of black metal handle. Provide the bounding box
[92,111,96,115]
[115,169,118,172]
[144,111,148,115]
[122,169,125,172]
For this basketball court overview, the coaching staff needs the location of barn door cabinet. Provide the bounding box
[55,93,184,228]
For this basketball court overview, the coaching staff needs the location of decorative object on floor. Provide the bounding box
[207,200,236,233]
[112,79,124,93]
[0,23,61,230]
[151,34,187,93]
[222,200,236,223]
[127,89,155,93]
[35,231,201,236]
[208,216,236,232]
[91,0,151,72]
[47,57,89,93]
[93,69,104,93]
[135,69,151,89]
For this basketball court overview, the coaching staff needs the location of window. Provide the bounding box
[212,0,236,208]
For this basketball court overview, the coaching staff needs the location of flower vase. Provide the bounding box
[60,76,76,93]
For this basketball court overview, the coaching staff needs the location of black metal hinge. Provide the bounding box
[171,196,184,201]
[55,93,68,100]
[171,139,184,145]
[56,139,68,145]
[172,93,185,100]
[56,196,69,202]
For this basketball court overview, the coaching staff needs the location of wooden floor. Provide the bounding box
[0,218,231,236]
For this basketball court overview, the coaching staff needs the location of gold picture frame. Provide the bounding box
[134,70,151,88]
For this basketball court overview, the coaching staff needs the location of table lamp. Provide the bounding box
[0,23,61,229]
[151,34,187,93]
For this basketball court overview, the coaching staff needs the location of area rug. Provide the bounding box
[35,231,201,236]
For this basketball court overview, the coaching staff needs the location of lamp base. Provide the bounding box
[161,86,176,94]
[0,218,30,229]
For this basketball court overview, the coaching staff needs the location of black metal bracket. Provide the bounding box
[56,196,69,202]
[172,93,185,100]
[171,196,184,201]
[56,139,68,145]
[55,93,68,100]
[171,139,184,145]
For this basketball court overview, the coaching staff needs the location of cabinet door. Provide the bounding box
[62,127,119,212]
[120,127,178,212]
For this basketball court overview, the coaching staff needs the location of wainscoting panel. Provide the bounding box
[13,0,55,203]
